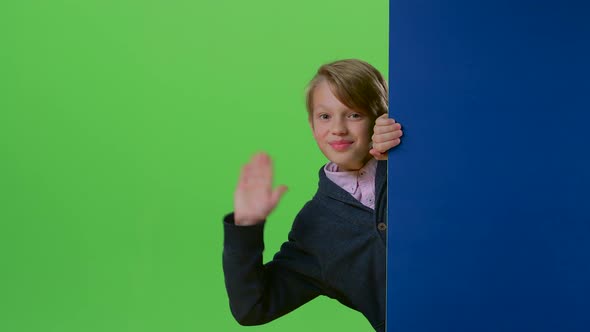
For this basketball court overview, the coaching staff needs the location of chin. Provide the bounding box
[336,160,365,171]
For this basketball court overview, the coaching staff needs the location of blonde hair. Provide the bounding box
[306,59,388,119]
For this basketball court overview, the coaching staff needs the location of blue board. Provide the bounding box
[387,1,590,331]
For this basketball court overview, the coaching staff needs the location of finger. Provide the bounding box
[270,185,288,208]
[369,148,388,160]
[372,130,403,143]
[250,152,268,172]
[375,116,397,126]
[373,139,401,153]
[249,153,272,186]
[373,124,401,136]
[259,153,273,186]
[376,113,389,121]
[237,163,252,189]
[376,114,395,122]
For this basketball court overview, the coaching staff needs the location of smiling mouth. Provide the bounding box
[329,141,353,151]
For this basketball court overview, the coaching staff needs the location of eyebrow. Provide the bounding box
[313,104,353,112]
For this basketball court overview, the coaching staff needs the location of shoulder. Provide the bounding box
[287,165,342,242]
[292,199,322,232]
[291,164,331,231]
[287,198,331,246]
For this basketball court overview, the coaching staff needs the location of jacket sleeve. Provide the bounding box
[222,212,324,326]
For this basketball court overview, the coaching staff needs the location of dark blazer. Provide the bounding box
[223,160,387,331]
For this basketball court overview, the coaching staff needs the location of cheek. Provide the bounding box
[311,128,322,142]
[354,123,372,141]
[312,124,328,139]
[313,130,320,141]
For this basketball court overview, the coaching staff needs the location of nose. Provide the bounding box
[330,118,348,135]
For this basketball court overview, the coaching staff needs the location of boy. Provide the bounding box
[222,59,402,331]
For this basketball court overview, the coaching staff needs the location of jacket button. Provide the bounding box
[377,223,387,231]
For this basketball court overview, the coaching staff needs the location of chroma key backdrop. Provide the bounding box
[1,1,386,331]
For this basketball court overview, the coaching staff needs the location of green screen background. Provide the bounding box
[0,1,387,331]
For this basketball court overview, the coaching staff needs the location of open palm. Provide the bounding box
[234,153,288,226]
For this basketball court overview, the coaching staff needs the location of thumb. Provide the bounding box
[369,148,378,157]
[270,185,288,208]
[370,149,388,161]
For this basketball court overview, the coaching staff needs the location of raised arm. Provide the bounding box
[222,153,323,325]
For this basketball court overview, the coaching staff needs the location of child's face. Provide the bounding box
[309,80,373,171]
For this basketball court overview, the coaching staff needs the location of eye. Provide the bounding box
[318,113,330,120]
[349,113,363,119]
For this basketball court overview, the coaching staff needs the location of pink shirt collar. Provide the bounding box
[324,158,378,209]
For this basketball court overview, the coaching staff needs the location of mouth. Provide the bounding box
[329,140,353,151]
